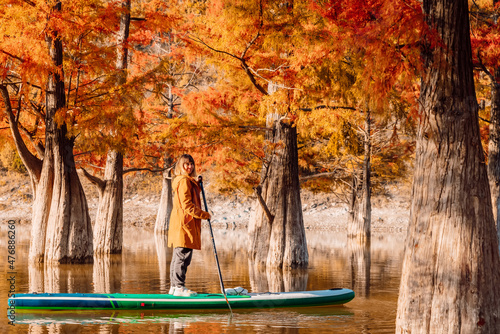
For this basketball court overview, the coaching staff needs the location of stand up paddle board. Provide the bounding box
[9,288,354,310]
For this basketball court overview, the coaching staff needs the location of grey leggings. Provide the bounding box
[170,247,193,287]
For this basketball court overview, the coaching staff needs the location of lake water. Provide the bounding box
[1,224,405,333]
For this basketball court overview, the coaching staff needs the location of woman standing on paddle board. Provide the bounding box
[168,154,211,297]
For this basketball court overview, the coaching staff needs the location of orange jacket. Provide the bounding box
[168,175,210,250]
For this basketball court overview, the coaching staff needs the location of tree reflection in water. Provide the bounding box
[248,261,308,293]
[155,233,172,294]
[6,227,404,333]
[93,255,122,294]
[347,238,371,297]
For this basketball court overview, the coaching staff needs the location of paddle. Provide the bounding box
[198,176,233,316]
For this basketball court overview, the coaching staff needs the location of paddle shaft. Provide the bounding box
[199,178,233,315]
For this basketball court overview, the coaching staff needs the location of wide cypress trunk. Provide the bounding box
[1,1,93,264]
[348,108,371,242]
[0,85,51,263]
[248,114,308,269]
[42,6,93,263]
[396,0,500,332]
[43,126,93,264]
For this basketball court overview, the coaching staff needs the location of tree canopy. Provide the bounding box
[0,0,495,196]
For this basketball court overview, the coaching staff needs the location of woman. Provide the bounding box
[168,154,211,297]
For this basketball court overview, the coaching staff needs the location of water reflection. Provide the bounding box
[28,263,93,294]
[28,263,44,294]
[248,262,308,293]
[15,307,354,332]
[2,227,405,333]
[93,255,122,294]
[347,239,371,297]
[27,263,93,334]
[155,233,172,293]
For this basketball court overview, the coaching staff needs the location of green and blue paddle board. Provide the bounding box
[9,289,354,310]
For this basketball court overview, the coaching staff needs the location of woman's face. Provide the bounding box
[183,161,194,175]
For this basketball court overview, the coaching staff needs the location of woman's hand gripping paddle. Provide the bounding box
[198,176,233,316]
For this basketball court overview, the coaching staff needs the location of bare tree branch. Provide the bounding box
[0,85,43,180]
[254,185,274,224]
[123,167,166,174]
[300,105,357,112]
[0,49,24,62]
[299,171,339,181]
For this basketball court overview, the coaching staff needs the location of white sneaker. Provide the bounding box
[173,286,197,297]
[168,286,175,295]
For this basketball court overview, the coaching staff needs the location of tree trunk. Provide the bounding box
[396,0,500,332]
[348,108,372,242]
[88,0,130,255]
[92,151,124,255]
[29,157,54,263]
[348,171,358,222]
[0,1,93,264]
[487,72,500,251]
[43,124,93,263]
[155,167,174,234]
[248,113,309,270]
[0,85,51,263]
[42,5,93,263]
[2,81,92,265]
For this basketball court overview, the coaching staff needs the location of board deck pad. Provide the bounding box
[9,289,355,310]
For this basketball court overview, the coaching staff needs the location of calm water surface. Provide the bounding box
[1,224,404,333]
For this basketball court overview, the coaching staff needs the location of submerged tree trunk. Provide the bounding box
[44,14,93,263]
[43,126,93,263]
[0,85,49,263]
[85,0,130,255]
[90,151,124,255]
[248,114,308,270]
[348,108,371,242]
[1,1,93,264]
[29,158,54,263]
[155,166,174,234]
[43,25,93,263]
[396,0,500,332]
